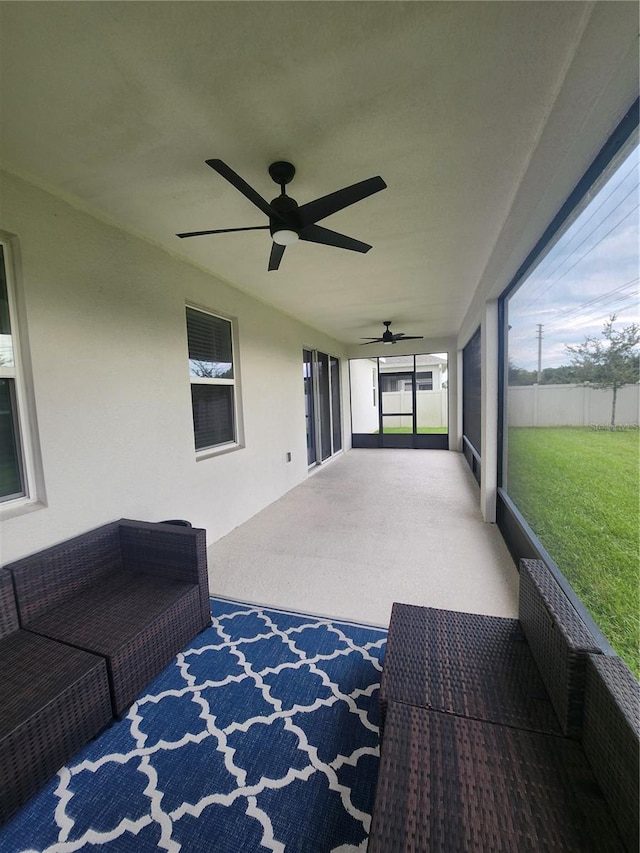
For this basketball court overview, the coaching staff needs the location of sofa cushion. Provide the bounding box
[379,602,562,735]
[26,571,202,714]
[0,630,110,741]
[27,570,195,655]
[369,700,627,852]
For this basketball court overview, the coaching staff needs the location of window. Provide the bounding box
[0,240,35,506]
[0,247,23,500]
[186,307,238,452]
[499,111,639,674]
[380,375,400,393]
[416,371,433,391]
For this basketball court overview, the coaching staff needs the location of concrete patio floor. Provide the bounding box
[207,448,519,628]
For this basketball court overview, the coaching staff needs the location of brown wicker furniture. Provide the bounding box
[0,569,112,825]
[581,654,640,852]
[379,559,602,737]
[369,559,640,852]
[5,519,211,716]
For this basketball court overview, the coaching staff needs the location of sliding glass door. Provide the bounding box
[303,349,316,465]
[303,349,342,466]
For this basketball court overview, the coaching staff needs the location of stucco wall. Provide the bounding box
[0,170,349,563]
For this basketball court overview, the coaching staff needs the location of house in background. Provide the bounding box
[350,354,449,436]
[0,2,637,662]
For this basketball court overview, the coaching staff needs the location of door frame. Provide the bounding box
[350,354,449,450]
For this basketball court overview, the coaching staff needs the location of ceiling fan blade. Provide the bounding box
[177,225,270,238]
[296,176,386,228]
[393,335,424,341]
[299,224,372,253]
[206,159,285,221]
[268,242,285,271]
[360,339,383,345]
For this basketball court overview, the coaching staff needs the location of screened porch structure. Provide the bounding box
[0,0,638,691]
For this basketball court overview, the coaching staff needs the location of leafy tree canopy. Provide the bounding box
[565,314,640,427]
[565,315,640,389]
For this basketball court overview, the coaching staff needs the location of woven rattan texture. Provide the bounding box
[120,519,210,630]
[0,631,111,825]
[368,700,626,853]
[379,603,561,735]
[31,572,195,653]
[8,523,122,625]
[30,575,201,714]
[519,559,602,737]
[104,585,203,714]
[582,654,639,852]
[0,570,18,638]
[5,519,210,716]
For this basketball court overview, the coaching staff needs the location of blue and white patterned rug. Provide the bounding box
[0,598,386,853]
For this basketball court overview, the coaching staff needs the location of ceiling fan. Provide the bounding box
[177,159,386,271]
[360,321,424,345]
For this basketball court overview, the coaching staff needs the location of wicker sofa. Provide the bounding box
[369,559,640,852]
[1,518,211,824]
[0,569,112,825]
[4,519,211,717]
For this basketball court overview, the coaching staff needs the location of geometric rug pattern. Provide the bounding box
[0,598,387,853]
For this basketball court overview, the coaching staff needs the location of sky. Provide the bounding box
[507,142,639,372]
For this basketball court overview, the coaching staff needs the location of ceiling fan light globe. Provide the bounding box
[272,229,299,246]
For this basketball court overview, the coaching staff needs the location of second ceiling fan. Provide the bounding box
[361,321,424,345]
[177,159,386,271]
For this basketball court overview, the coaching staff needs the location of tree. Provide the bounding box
[565,315,640,428]
[508,360,537,386]
[540,364,583,385]
[189,359,233,379]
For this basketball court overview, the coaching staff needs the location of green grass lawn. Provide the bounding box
[507,426,639,675]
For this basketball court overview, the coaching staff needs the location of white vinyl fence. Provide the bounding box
[381,389,448,429]
[508,384,639,428]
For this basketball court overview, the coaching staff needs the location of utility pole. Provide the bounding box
[536,324,543,383]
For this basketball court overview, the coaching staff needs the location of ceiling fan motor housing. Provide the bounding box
[269,193,300,243]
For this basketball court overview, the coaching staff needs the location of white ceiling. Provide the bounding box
[0,2,637,347]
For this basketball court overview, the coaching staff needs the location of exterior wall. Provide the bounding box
[0,170,348,563]
[378,358,445,391]
[507,383,639,427]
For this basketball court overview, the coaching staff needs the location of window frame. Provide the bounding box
[186,304,243,458]
[496,98,639,657]
[0,234,43,517]
[303,347,343,466]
